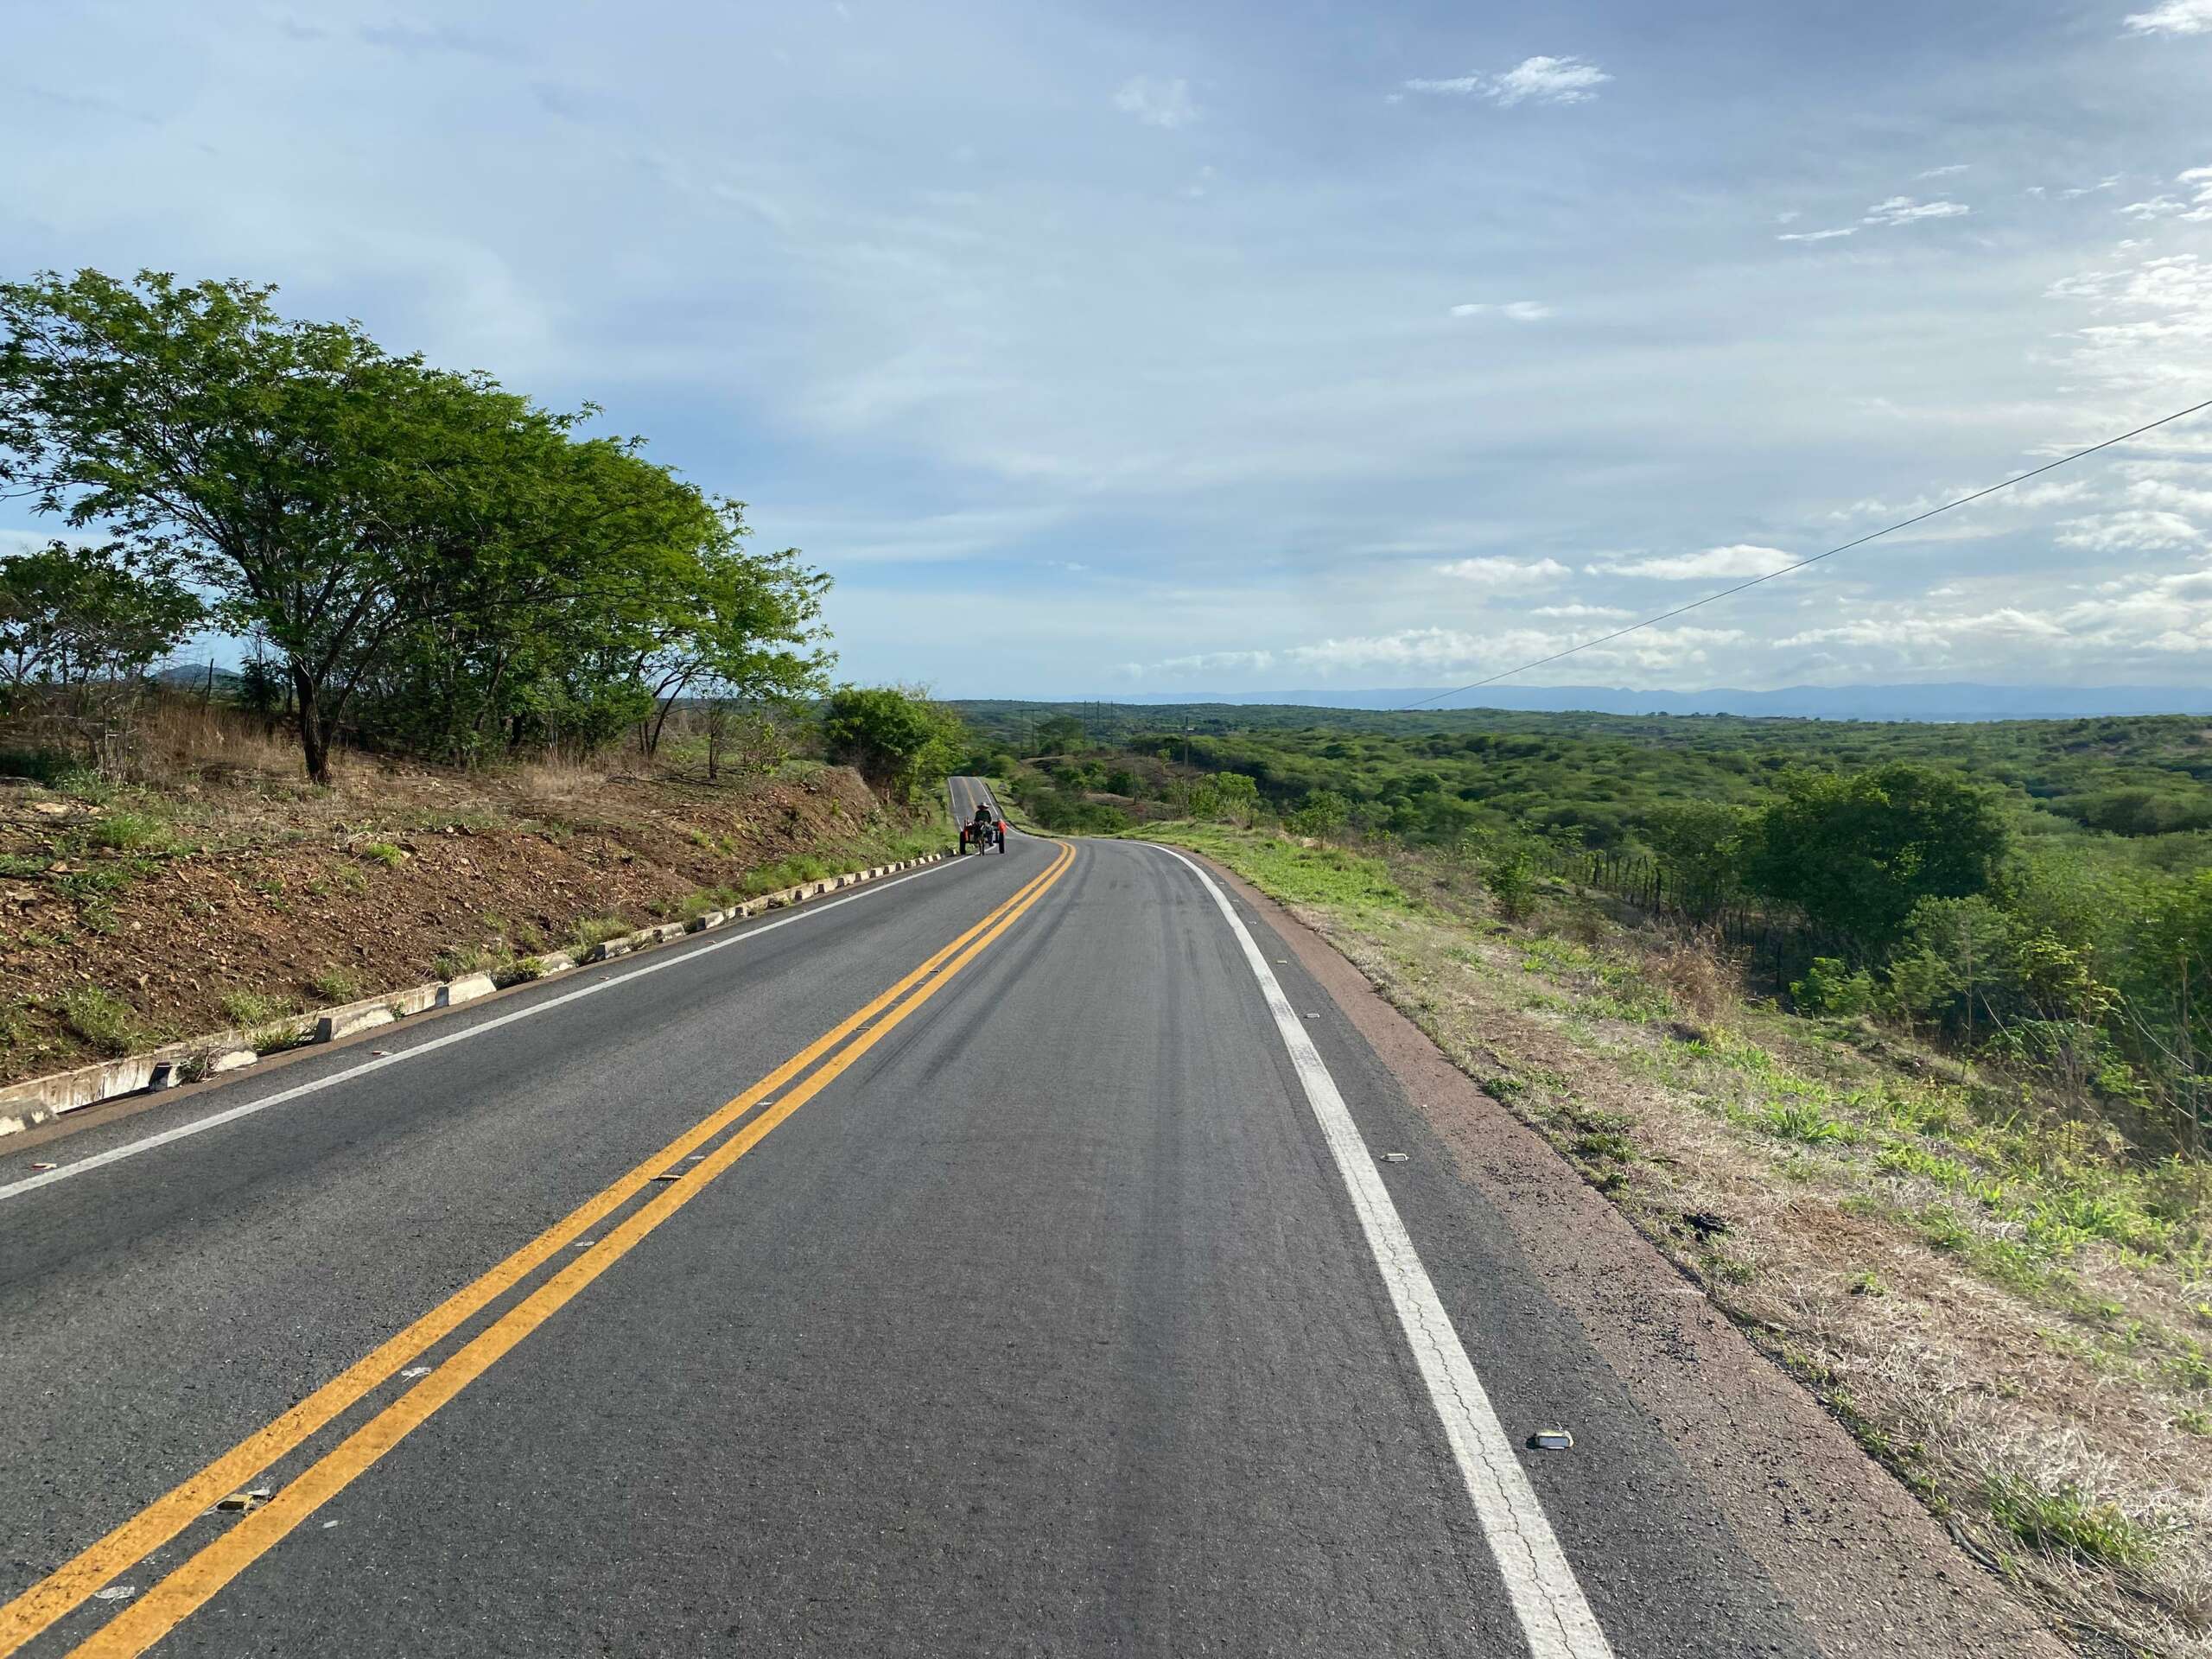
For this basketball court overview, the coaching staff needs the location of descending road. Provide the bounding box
[0,785,1955,1656]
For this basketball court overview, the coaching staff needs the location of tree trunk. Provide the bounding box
[290,663,333,786]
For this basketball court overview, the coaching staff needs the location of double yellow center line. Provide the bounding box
[2,839,1075,1659]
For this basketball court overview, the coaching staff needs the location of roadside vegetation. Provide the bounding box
[957,702,2212,1652]
[961,702,2212,1161]
[1135,816,2209,1655]
[1039,785,2209,1655]
[0,268,982,1086]
[0,685,965,1085]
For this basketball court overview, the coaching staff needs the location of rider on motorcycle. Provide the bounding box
[969,801,994,849]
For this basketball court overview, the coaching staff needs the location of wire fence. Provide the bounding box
[1524,843,1855,1007]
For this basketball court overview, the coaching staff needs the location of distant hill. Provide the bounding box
[1093,684,2212,721]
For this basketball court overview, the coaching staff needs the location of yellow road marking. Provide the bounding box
[0,842,1072,1657]
[72,840,1073,1659]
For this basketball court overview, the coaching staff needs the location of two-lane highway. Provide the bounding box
[3,787,1847,1654]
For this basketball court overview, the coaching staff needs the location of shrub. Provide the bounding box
[1792,957,1878,1017]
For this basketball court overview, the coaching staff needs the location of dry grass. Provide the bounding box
[130,697,301,785]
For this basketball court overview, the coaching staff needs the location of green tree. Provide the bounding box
[821,685,966,797]
[1643,800,1748,912]
[1032,713,1086,755]
[1743,764,2008,950]
[0,539,201,699]
[0,270,470,781]
[1289,788,1351,839]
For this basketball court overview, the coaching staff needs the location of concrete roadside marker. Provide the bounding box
[1381,1152,1409,1163]
[0,854,958,1193]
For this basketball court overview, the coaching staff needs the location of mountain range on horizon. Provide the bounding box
[1076,683,2212,722]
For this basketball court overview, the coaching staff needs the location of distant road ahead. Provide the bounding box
[0,781,1897,1656]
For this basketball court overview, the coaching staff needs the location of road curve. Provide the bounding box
[0,784,1859,1656]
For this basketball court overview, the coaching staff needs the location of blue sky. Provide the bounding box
[3,0,2210,696]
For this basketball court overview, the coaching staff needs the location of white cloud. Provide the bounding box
[1403,54,1611,108]
[1777,227,1855,243]
[0,527,104,560]
[2127,475,2212,515]
[1531,602,1633,619]
[1777,210,1802,225]
[1917,163,1970,180]
[1121,647,1274,679]
[2062,175,2124,198]
[1591,543,1797,580]
[1449,300,1554,321]
[2120,165,2212,221]
[2124,0,2212,34]
[1779,608,2069,650]
[1433,556,1571,587]
[2056,509,2205,551]
[1863,195,1971,226]
[1113,75,1198,130]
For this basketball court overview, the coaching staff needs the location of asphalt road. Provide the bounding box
[0,785,1833,1656]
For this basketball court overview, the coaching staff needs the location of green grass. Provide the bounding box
[742,855,833,897]
[359,842,406,868]
[86,810,175,853]
[432,944,501,980]
[308,968,361,1003]
[1124,823,1416,916]
[59,986,145,1056]
[1982,1474,2158,1573]
[569,916,633,952]
[219,990,297,1027]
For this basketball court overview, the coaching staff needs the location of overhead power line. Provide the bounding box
[1399,396,2212,713]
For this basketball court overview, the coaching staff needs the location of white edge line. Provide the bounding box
[0,859,962,1205]
[1149,843,1615,1659]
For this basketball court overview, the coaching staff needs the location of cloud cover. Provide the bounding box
[1,0,2209,696]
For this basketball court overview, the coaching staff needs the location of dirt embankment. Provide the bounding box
[0,760,930,1085]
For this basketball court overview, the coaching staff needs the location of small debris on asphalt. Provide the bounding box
[216,1489,272,1513]
[1381,1152,1409,1163]
[400,1366,432,1378]
[91,1586,135,1602]
[1530,1428,1574,1451]
[686,1153,706,1161]
[370,1049,390,1057]
[30,1161,56,1172]
[321,1520,341,1529]
[574,1239,594,1248]
[653,1171,683,1181]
